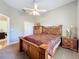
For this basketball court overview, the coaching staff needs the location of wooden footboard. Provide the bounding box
[20,37,48,59]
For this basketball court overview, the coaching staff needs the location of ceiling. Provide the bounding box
[3,0,76,11]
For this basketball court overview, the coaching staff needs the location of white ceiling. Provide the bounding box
[3,0,76,11]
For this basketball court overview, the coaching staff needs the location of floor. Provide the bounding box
[0,43,79,59]
[0,43,30,59]
[53,47,79,59]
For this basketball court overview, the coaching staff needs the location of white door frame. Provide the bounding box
[0,14,10,45]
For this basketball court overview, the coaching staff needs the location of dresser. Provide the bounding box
[33,26,43,34]
[61,37,78,52]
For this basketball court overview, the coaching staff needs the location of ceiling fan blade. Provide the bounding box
[22,0,47,16]
[22,8,34,11]
[37,9,47,12]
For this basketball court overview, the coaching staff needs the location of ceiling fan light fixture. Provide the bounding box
[29,11,40,16]
[22,0,46,16]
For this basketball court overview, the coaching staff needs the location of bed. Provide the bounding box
[19,25,62,59]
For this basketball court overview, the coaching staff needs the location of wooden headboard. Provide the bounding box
[42,25,62,35]
[33,25,62,36]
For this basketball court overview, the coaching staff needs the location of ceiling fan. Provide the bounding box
[22,0,47,16]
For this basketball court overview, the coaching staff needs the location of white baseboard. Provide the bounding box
[8,40,19,45]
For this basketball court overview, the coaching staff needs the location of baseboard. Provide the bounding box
[8,40,19,45]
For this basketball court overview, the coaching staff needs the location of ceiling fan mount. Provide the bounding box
[22,0,47,16]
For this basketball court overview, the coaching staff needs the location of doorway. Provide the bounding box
[0,14,10,49]
[24,21,34,36]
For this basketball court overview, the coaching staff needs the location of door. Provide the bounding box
[24,21,34,36]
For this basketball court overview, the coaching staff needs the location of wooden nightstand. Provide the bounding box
[61,37,78,52]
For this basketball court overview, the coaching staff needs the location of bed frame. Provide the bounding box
[20,38,48,59]
[19,25,62,59]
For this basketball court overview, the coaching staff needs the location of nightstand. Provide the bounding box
[61,37,78,52]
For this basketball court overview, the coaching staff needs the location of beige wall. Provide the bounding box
[0,21,8,32]
[77,0,79,39]
[39,1,77,36]
[0,15,8,32]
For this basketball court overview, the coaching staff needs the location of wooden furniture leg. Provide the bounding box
[19,38,23,52]
[39,47,48,59]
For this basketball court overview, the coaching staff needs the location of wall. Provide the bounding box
[0,0,9,16]
[0,21,8,32]
[77,0,79,51]
[0,0,34,44]
[39,1,77,36]
[77,0,79,39]
[7,7,34,43]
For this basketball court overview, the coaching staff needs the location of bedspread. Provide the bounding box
[23,34,61,56]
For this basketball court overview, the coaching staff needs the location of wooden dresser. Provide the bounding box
[33,26,43,34]
[61,37,78,52]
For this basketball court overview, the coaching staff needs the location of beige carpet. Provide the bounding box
[0,43,79,59]
[53,47,79,59]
